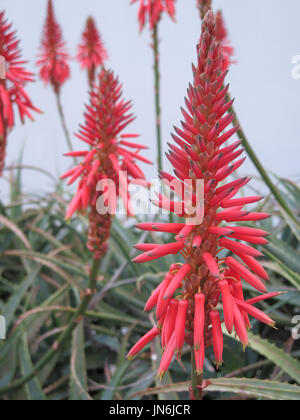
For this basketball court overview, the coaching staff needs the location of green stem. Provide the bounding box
[229,95,300,228]
[0,258,100,396]
[153,24,163,172]
[191,350,203,400]
[55,91,77,164]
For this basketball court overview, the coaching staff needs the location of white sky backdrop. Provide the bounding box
[1,0,300,198]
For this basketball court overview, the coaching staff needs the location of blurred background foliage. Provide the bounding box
[0,162,300,400]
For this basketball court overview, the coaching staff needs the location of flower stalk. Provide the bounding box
[153,24,163,171]
[55,90,75,157]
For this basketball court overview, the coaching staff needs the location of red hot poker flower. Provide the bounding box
[62,68,150,259]
[128,11,280,379]
[37,0,70,93]
[131,0,176,31]
[77,16,108,86]
[0,10,41,175]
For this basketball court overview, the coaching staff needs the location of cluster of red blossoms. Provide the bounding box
[128,11,280,378]
[131,0,176,31]
[0,10,40,175]
[37,0,70,93]
[62,69,151,259]
[77,16,108,86]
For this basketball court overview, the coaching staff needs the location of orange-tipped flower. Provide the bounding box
[37,0,70,93]
[128,10,276,376]
[62,69,150,259]
[131,0,176,31]
[77,16,108,86]
[0,10,41,175]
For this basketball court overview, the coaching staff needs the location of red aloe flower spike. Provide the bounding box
[129,11,274,380]
[63,69,149,259]
[0,11,41,175]
[219,280,234,334]
[37,0,70,93]
[194,293,205,350]
[127,326,160,360]
[210,311,223,369]
[77,16,108,86]
[175,300,189,357]
[131,0,176,31]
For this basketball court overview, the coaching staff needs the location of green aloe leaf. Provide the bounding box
[128,378,300,400]
[70,322,92,401]
[225,330,300,384]
[2,265,41,329]
[19,333,46,401]
[206,378,300,400]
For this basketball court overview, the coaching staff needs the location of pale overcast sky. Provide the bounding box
[1,0,300,198]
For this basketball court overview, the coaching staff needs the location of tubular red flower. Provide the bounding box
[235,298,276,327]
[232,298,249,347]
[77,16,108,86]
[246,291,285,306]
[62,68,149,259]
[219,280,234,334]
[175,299,188,357]
[131,0,176,31]
[162,299,178,348]
[156,272,174,321]
[232,280,251,330]
[127,326,160,360]
[128,11,274,377]
[0,10,40,175]
[194,293,205,350]
[37,0,70,93]
[226,256,267,293]
[158,332,176,380]
[194,337,205,375]
[210,311,223,369]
